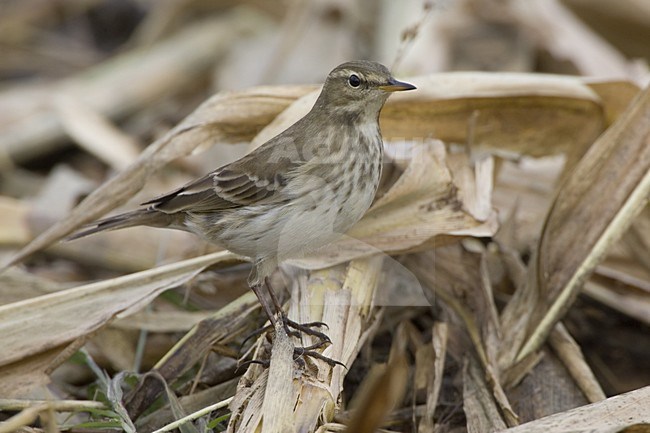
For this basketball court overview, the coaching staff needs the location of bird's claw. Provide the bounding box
[281,315,331,345]
[239,314,344,369]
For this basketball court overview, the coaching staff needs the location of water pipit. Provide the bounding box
[71,60,415,362]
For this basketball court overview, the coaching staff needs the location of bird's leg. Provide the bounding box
[263,277,346,369]
[239,282,278,355]
[240,279,329,351]
[241,267,344,368]
[263,277,331,344]
[264,276,285,321]
[249,283,277,328]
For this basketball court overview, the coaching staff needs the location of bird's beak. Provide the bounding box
[379,77,417,92]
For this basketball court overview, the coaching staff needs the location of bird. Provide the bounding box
[71,60,415,354]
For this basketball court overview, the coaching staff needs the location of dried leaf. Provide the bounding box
[407,245,495,367]
[506,350,589,422]
[463,357,508,433]
[517,83,650,362]
[0,251,242,396]
[113,310,215,332]
[124,291,258,419]
[586,81,641,125]
[383,73,603,163]
[0,268,65,306]
[344,353,409,433]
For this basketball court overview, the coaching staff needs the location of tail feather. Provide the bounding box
[67,209,177,241]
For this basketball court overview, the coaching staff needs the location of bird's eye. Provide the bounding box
[348,74,361,88]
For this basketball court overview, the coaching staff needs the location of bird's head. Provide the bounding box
[315,60,416,119]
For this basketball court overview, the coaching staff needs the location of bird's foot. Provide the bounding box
[239,342,346,370]
[283,318,346,367]
[280,314,330,344]
[293,343,346,368]
[241,313,330,347]
[239,314,344,369]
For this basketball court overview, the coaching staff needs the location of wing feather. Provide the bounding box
[141,138,302,214]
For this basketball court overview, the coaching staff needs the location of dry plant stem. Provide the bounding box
[438,286,489,367]
[0,398,106,412]
[496,248,540,375]
[113,310,216,332]
[548,323,606,403]
[510,0,640,81]
[500,385,650,433]
[0,11,258,164]
[562,0,650,61]
[150,396,234,433]
[44,332,94,376]
[227,257,384,433]
[316,423,346,432]
[55,96,140,170]
[135,378,238,431]
[583,278,650,326]
[412,322,448,433]
[292,258,384,430]
[501,352,545,390]
[521,169,650,359]
[426,322,448,426]
[189,351,210,396]
[261,323,296,433]
[518,84,650,362]
[391,1,434,70]
[0,403,48,433]
[125,290,258,419]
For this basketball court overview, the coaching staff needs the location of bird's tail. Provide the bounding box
[67,209,177,240]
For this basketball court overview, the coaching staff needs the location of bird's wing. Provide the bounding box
[142,143,301,214]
